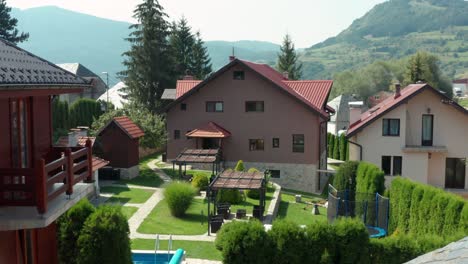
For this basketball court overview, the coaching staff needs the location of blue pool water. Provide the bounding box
[132,252,174,264]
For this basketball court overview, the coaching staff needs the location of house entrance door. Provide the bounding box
[202,138,219,149]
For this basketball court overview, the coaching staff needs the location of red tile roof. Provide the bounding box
[111,116,145,139]
[176,80,202,98]
[186,122,231,138]
[92,156,110,171]
[453,78,468,84]
[173,59,333,117]
[347,83,468,137]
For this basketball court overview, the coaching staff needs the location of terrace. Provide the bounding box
[0,140,96,230]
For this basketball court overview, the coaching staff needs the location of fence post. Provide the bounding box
[65,148,74,195]
[36,159,47,214]
[85,139,93,182]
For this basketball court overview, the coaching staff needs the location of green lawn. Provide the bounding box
[230,185,275,216]
[121,206,138,220]
[162,168,213,179]
[277,192,328,225]
[138,198,208,235]
[100,186,154,204]
[458,98,468,108]
[132,239,222,261]
[118,153,164,187]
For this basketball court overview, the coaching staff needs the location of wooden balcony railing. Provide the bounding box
[0,139,93,214]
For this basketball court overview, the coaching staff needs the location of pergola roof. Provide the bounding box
[173,149,220,164]
[209,170,265,190]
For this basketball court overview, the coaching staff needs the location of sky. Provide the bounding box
[8,0,387,48]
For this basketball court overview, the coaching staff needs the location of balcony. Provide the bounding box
[402,145,448,153]
[0,141,94,230]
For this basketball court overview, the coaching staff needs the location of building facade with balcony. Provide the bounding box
[347,83,468,191]
[0,39,102,264]
[164,58,334,193]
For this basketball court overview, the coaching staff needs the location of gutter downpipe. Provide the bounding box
[348,140,363,161]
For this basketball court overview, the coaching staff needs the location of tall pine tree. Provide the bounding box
[276,34,302,80]
[120,0,174,114]
[191,31,212,79]
[170,17,195,78]
[0,0,29,43]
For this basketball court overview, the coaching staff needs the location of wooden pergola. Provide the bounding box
[172,149,221,178]
[207,170,267,235]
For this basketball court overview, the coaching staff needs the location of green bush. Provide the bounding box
[370,234,422,264]
[246,168,261,199]
[339,133,348,161]
[460,204,468,234]
[217,189,243,204]
[332,161,359,193]
[164,182,196,217]
[69,98,103,128]
[191,174,209,191]
[327,133,334,158]
[235,160,245,172]
[215,220,273,264]
[332,218,370,264]
[389,177,467,238]
[57,199,95,264]
[76,206,131,264]
[305,221,333,263]
[333,135,340,160]
[268,220,308,264]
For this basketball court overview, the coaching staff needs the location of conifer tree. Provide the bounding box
[121,0,174,114]
[191,31,212,79]
[276,34,302,80]
[170,17,195,78]
[0,0,28,43]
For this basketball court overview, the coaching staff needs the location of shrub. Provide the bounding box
[305,221,333,263]
[268,220,308,264]
[76,206,131,264]
[408,185,425,232]
[442,197,465,235]
[164,182,195,217]
[370,234,422,264]
[332,218,370,264]
[215,220,273,264]
[191,174,209,191]
[234,160,245,172]
[246,168,261,199]
[57,199,95,264]
[217,189,243,204]
[328,134,335,158]
[69,98,103,128]
[333,135,340,160]
[339,133,348,161]
[332,161,359,195]
[460,204,468,234]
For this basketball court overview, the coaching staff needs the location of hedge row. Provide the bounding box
[327,133,348,161]
[356,162,385,196]
[332,161,359,194]
[388,177,468,237]
[52,98,103,134]
[215,219,451,264]
[57,199,132,264]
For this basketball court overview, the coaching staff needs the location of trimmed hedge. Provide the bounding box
[215,220,273,264]
[332,161,359,194]
[269,220,309,264]
[57,199,95,264]
[234,160,245,172]
[164,182,196,217]
[388,177,467,238]
[339,133,348,161]
[76,206,132,264]
[217,189,243,204]
[246,168,261,199]
[69,98,103,128]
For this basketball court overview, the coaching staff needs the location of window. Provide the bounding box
[382,156,391,175]
[445,158,466,189]
[206,101,223,112]
[249,139,264,151]
[233,71,245,80]
[422,114,433,146]
[180,103,187,111]
[382,119,400,136]
[245,101,264,112]
[292,134,304,153]
[269,170,280,178]
[393,156,402,176]
[174,130,180,140]
[272,138,280,148]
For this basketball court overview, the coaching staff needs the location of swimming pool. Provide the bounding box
[132,249,184,264]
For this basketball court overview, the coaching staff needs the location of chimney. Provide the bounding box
[183,69,194,80]
[229,55,236,61]
[68,132,78,147]
[349,101,364,126]
[394,83,401,99]
[283,71,289,80]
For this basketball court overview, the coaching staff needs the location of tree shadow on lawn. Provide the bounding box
[277,201,290,218]
[100,186,131,194]
[176,212,208,224]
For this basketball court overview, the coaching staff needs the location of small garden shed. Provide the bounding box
[97,116,144,179]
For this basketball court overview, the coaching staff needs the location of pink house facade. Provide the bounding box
[164,58,334,192]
